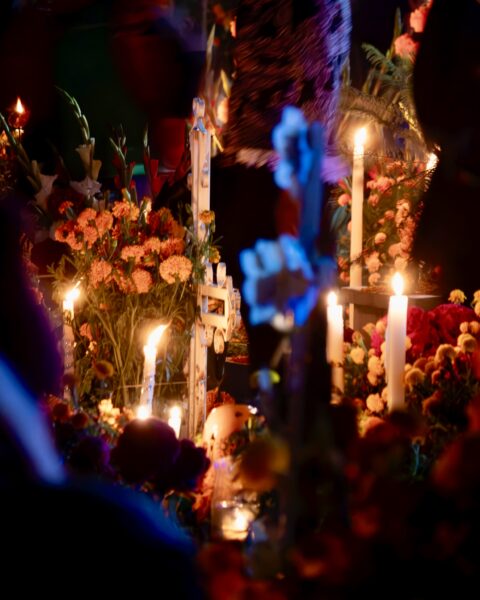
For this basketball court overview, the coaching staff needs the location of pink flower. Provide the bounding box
[410,3,431,33]
[384,210,395,221]
[368,273,381,286]
[159,255,193,284]
[394,34,419,59]
[89,259,112,288]
[131,268,153,294]
[337,193,351,207]
[374,232,387,245]
[368,193,380,207]
[394,256,408,271]
[79,323,93,341]
[365,252,381,273]
[388,243,403,258]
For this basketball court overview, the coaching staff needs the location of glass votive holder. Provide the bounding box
[211,499,257,542]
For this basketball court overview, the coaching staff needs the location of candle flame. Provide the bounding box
[392,272,404,296]
[15,97,25,114]
[136,405,151,420]
[169,405,182,421]
[146,324,168,348]
[354,127,367,147]
[64,285,80,304]
[327,291,338,307]
[426,152,438,171]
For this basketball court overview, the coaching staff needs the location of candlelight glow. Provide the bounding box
[426,152,438,171]
[15,97,25,114]
[136,405,151,420]
[167,404,182,437]
[146,324,168,348]
[392,272,404,296]
[354,127,367,148]
[64,285,81,304]
[326,291,338,307]
[169,405,182,421]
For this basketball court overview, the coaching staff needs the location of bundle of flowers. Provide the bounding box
[331,0,434,289]
[343,290,480,470]
[52,192,216,407]
[1,90,219,410]
[333,157,427,287]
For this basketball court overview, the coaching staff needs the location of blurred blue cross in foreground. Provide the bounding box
[240,106,335,330]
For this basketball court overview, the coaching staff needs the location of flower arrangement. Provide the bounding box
[343,290,480,470]
[331,0,435,289]
[333,157,427,287]
[1,89,219,410]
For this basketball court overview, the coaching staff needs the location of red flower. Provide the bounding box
[429,304,479,346]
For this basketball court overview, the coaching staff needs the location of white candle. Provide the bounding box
[326,291,344,395]
[168,405,182,438]
[350,127,366,288]
[386,273,408,411]
[139,324,168,416]
[62,286,80,392]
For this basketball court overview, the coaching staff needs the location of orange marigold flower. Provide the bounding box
[199,210,215,225]
[77,207,97,227]
[143,236,162,254]
[54,221,74,243]
[159,255,193,284]
[115,272,136,294]
[83,224,99,248]
[158,238,185,260]
[120,244,145,263]
[131,268,153,294]
[58,201,74,215]
[112,200,140,221]
[95,211,114,236]
[89,259,112,288]
[66,228,84,251]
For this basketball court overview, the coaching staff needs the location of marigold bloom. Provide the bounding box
[158,238,185,260]
[120,244,145,263]
[143,236,162,254]
[95,211,114,236]
[199,210,215,225]
[112,200,139,221]
[83,225,99,249]
[448,289,466,305]
[159,255,193,284]
[131,268,153,294]
[89,259,112,288]
[77,207,97,227]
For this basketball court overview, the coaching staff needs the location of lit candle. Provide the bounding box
[349,127,366,288]
[9,97,29,138]
[139,324,168,416]
[326,291,344,396]
[62,285,80,401]
[386,273,408,411]
[215,501,253,541]
[168,405,182,438]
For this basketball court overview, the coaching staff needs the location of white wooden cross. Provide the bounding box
[188,98,241,438]
[188,97,210,437]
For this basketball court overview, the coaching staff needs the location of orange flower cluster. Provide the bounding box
[54,199,193,295]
